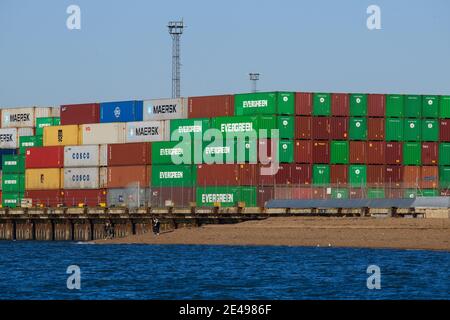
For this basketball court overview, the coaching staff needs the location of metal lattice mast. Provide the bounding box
[168,20,184,98]
[249,73,260,93]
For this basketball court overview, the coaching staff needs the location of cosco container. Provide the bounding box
[386,94,404,117]
[312,164,330,186]
[152,165,196,187]
[349,165,367,187]
[349,141,367,164]
[295,93,312,115]
[331,93,349,116]
[19,135,43,154]
[404,95,422,118]
[64,189,107,207]
[100,100,143,123]
[349,118,367,140]
[422,142,438,165]
[234,92,294,115]
[2,155,25,174]
[79,123,126,145]
[60,103,100,125]
[108,142,151,166]
[295,117,312,140]
[188,95,234,118]
[107,188,150,208]
[36,117,60,136]
[403,142,421,166]
[107,166,150,188]
[152,141,193,165]
[330,117,348,140]
[64,145,107,167]
[143,98,188,121]
[0,128,34,149]
[440,96,450,118]
[330,141,349,164]
[367,94,385,117]
[349,94,367,116]
[2,174,25,193]
[385,118,404,141]
[422,120,438,141]
[125,121,167,143]
[312,93,331,116]
[439,143,450,165]
[277,116,295,139]
[25,168,61,190]
[43,125,79,146]
[422,96,439,118]
[1,107,51,128]
[196,186,257,207]
[26,146,64,168]
[63,167,102,189]
[169,118,210,141]
[197,164,258,186]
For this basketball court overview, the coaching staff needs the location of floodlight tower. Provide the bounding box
[168,20,185,98]
[249,73,260,93]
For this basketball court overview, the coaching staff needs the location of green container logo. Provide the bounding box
[313,93,331,116]
[196,186,257,207]
[151,165,196,187]
[349,118,367,140]
[422,120,439,141]
[277,116,295,139]
[422,96,438,118]
[169,118,210,141]
[349,165,367,187]
[234,92,294,116]
[350,94,367,116]
[313,165,330,186]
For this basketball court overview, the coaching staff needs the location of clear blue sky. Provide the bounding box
[0,0,449,106]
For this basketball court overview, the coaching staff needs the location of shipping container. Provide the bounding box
[152,165,196,187]
[0,149,17,170]
[331,93,349,116]
[108,165,151,188]
[367,118,385,140]
[386,188,404,199]
[276,140,294,163]
[43,125,79,146]
[385,118,404,141]
[367,189,385,199]
[19,135,43,154]
[25,168,61,190]
[2,193,23,208]
[439,96,450,118]
[403,119,421,141]
[107,188,150,207]
[295,117,312,140]
[330,165,348,185]
[312,141,330,164]
[294,140,312,163]
[422,119,439,141]
[100,100,143,123]
[312,117,330,140]
[422,96,439,118]
[79,123,126,145]
[422,142,438,165]
[143,98,188,121]
[203,138,256,164]
[439,143,450,165]
[403,166,421,188]
[295,93,312,115]
[293,187,316,200]
[404,95,422,118]
[1,107,50,128]
[386,94,404,117]
[152,141,192,165]
[64,145,107,167]
[149,187,194,208]
[169,118,210,141]
[196,186,257,207]
[50,106,60,118]
[349,188,364,199]
[234,92,294,115]
[125,121,167,143]
[330,117,348,140]
[64,189,107,207]
[2,174,24,193]
[36,117,60,136]
[24,190,62,207]
[403,142,421,166]
[349,117,367,140]
[257,186,275,207]
[404,189,418,199]
[313,164,330,186]
[188,95,234,118]
[367,94,385,117]
[330,141,349,164]
[420,166,439,189]
[25,146,64,169]
[60,103,100,125]
[258,163,291,185]
[349,165,367,187]
[349,141,367,164]
[63,167,101,189]
[0,128,34,149]
[385,166,402,187]
[367,165,385,187]
[331,188,349,199]
[349,94,367,116]
[278,116,295,139]
[2,155,25,174]
[439,120,450,141]
[312,93,331,116]
[198,163,258,186]
[420,189,440,197]
[439,166,450,189]
[290,164,312,185]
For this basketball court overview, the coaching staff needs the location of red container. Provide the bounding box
[107,166,151,188]
[368,94,385,117]
[295,93,313,115]
[150,187,195,208]
[291,164,312,185]
[385,142,402,165]
[422,142,438,165]
[385,166,403,187]
[63,189,107,207]
[367,141,385,164]
[259,164,290,186]
[26,146,64,168]
[294,140,312,163]
[108,143,151,166]
[386,189,404,199]
[439,120,450,142]
[188,95,234,118]
[24,190,62,207]
[330,165,348,186]
[330,117,348,140]
[295,116,312,139]
[403,166,421,188]
[331,93,350,116]
[368,118,385,140]
[440,190,450,196]
[292,187,314,200]
[197,164,258,186]
[60,103,100,125]
[312,117,331,140]
[257,186,275,207]
[420,166,439,189]
[312,141,330,164]
[349,141,367,164]
[274,187,293,200]
[312,188,327,199]
[367,165,385,187]
[349,189,364,199]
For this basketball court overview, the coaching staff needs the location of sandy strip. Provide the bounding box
[93,217,450,251]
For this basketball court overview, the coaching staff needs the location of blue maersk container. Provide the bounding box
[99,100,144,123]
[0,149,17,169]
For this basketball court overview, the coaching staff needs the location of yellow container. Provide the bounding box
[43,125,79,146]
[25,168,62,190]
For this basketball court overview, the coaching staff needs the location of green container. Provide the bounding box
[349,94,367,116]
[330,141,349,164]
[312,93,331,116]
[151,165,197,187]
[439,166,450,189]
[404,95,422,118]
[169,118,210,141]
[1,193,24,208]
[36,117,60,136]
[440,96,450,118]
[422,119,439,141]
[385,118,404,141]
[152,141,194,165]
[212,115,277,139]
[439,143,450,165]
[403,119,421,141]
[2,174,25,193]
[331,188,349,199]
[367,189,385,199]
[404,189,418,199]
[2,155,25,174]
[313,165,330,186]
[196,186,257,207]
[403,142,421,165]
[349,165,367,187]
[234,92,294,116]
[386,94,404,117]
[419,189,439,197]
[277,116,295,139]
[19,135,43,154]
[203,138,258,164]
[422,96,439,118]
[349,117,367,140]
[278,140,294,163]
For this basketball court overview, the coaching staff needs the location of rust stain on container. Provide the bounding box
[367,141,385,164]
[385,165,403,187]
[312,141,330,164]
[349,141,367,164]
[188,95,234,118]
[331,93,350,116]
[420,166,438,189]
[367,165,385,187]
[108,142,151,166]
[295,116,312,139]
[295,93,313,115]
[368,94,385,117]
[295,140,312,163]
[330,165,348,185]
[422,142,438,165]
[368,118,385,140]
[312,117,331,140]
[330,117,348,140]
[385,142,403,165]
[107,166,151,188]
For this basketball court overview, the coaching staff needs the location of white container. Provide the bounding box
[125,121,166,143]
[143,98,188,121]
[80,123,126,145]
[100,167,108,188]
[64,145,104,167]
[0,128,18,148]
[50,106,61,117]
[63,167,100,189]
[1,107,51,128]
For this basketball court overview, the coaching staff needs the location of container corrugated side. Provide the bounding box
[107,165,151,188]
[25,146,64,168]
[43,125,79,146]
[64,145,102,167]
[125,121,167,143]
[63,167,101,189]
[1,107,50,128]
[108,143,151,166]
[143,98,188,121]
[100,100,143,123]
[60,103,100,125]
[25,168,62,190]
[188,95,234,118]
[149,187,195,208]
[79,123,126,145]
